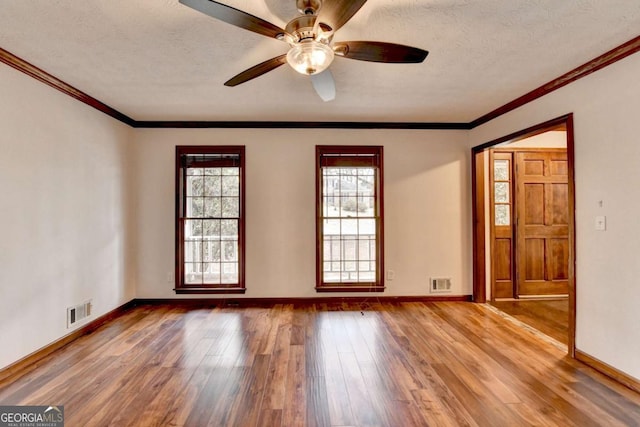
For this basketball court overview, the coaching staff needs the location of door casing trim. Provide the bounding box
[471,113,576,356]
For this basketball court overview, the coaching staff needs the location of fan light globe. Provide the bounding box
[286,40,334,75]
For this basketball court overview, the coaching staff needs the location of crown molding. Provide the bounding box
[133,120,470,129]
[469,35,640,128]
[0,47,136,126]
[2,35,639,130]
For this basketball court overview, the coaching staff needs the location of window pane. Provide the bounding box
[184,263,202,284]
[222,198,239,217]
[359,271,375,282]
[222,241,237,262]
[323,261,331,273]
[203,263,220,284]
[184,239,200,263]
[323,168,339,196]
[222,175,240,196]
[344,261,357,272]
[343,238,357,261]
[330,239,341,261]
[204,168,221,175]
[204,198,221,218]
[222,167,238,176]
[221,263,238,283]
[203,241,220,262]
[187,197,204,218]
[202,220,219,236]
[358,239,371,260]
[357,174,374,196]
[185,219,202,237]
[495,204,511,226]
[323,219,340,236]
[358,218,376,236]
[187,168,203,176]
[358,197,375,217]
[494,182,510,203]
[204,175,221,196]
[187,175,204,197]
[221,220,238,238]
[324,196,339,217]
[494,160,509,181]
[343,196,358,215]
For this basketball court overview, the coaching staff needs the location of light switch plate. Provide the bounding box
[595,216,606,231]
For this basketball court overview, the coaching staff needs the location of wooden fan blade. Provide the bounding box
[179,0,287,40]
[310,70,336,102]
[315,0,367,33]
[333,41,429,63]
[224,54,288,87]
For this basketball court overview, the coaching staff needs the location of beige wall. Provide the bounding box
[506,130,567,148]
[470,53,640,380]
[0,65,135,369]
[133,128,472,298]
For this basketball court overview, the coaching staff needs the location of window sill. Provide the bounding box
[315,285,385,293]
[174,287,246,295]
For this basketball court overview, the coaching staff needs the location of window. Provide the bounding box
[492,157,512,226]
[316,146,384,292]
[175,146,245,293]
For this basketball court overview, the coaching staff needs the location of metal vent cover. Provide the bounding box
[67,301,92,328]
[430,278,452,293]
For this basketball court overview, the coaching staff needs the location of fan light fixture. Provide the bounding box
[286,40,335,75]
[178,0,429,101]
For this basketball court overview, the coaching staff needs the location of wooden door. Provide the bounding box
[490,151,515,299]
[515,151,569,296]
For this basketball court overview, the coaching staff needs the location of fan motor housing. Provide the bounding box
[285,15,317,42]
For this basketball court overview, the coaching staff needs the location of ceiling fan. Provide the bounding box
[179,0,429,101]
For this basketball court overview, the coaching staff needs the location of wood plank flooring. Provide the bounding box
[1,301,639,426]
[490,298,569,345]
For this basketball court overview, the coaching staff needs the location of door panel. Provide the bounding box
[551,184,568,224]
[516,151,569,296]
[494,237,513,297]
[490,152,515,299]
[549,238,569,280]
[524,239,545,280]
[524,184,544,224]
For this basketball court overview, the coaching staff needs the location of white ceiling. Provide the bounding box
[1,0,639,123]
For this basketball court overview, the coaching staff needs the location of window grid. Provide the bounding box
[183,167,239,285]
[176,147,245,293]
[316,147,384,291]
[493,159,512,226]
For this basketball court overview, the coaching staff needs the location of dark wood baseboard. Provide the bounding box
[135,295,472,307]
[575,349,640,394]
[174,287,247,294]
[0,299,137,383]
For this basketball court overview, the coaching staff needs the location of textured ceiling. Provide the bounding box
[0,0,639,122]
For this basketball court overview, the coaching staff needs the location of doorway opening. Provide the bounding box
[472,114,576,355]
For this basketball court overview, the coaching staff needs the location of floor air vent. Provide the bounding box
[430,278,452,293]
[67,301,92,328]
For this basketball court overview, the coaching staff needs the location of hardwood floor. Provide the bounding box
[490,298,569,345]
[1,301,639,426]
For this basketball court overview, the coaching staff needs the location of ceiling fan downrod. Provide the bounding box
[297,0,322,15]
